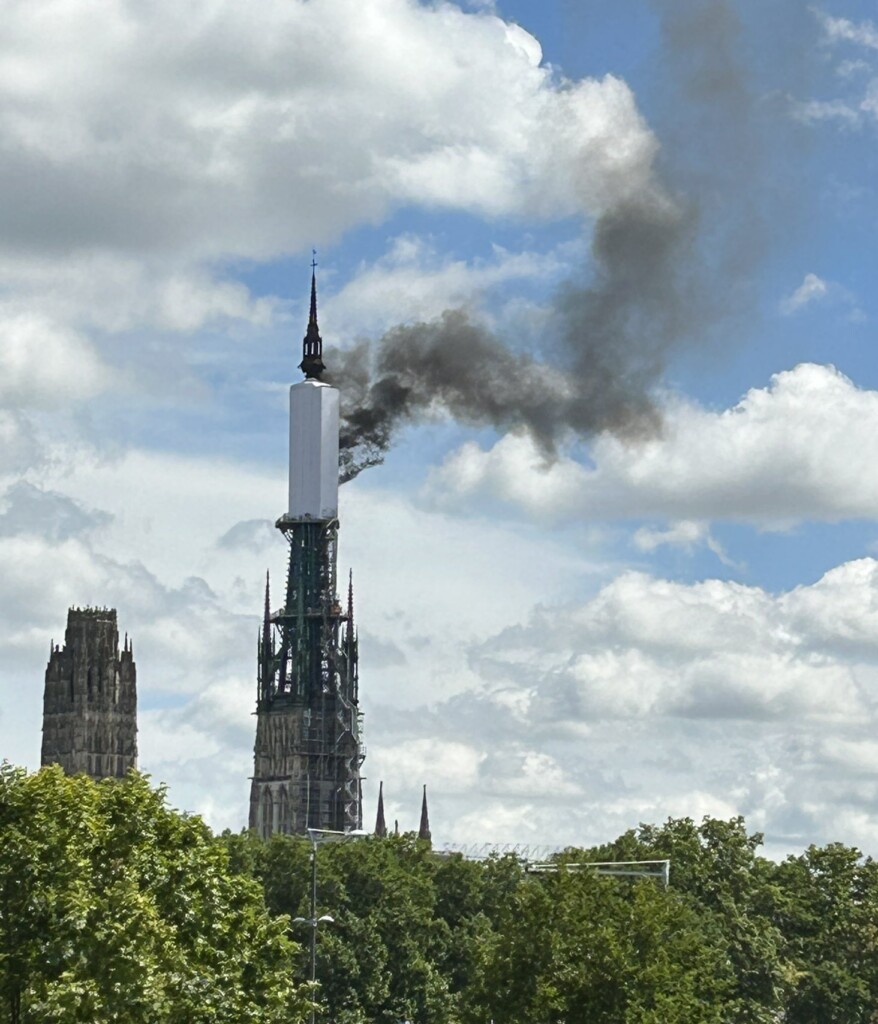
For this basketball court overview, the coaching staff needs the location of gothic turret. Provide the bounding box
[41,607,137,779]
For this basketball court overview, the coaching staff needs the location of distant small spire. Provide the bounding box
[299,253,326,380]
[375,781,387,837]
[394,819,399,835]
[347,569,354,633]
[262,571,271,652]
[418,784,431,844]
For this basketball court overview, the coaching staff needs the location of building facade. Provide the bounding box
[41,607,137,779]
[249,270,364,837]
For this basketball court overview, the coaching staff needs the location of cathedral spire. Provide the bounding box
[418,784,431,844]
[347,569,354,633]
[262,571,271,657]
[375,780,387,837]
[299,253,326,380]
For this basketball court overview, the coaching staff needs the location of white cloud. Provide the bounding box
[325,234,577,339]
[0,440,607,828]
[819,13,878,51]
[806,11,878,133]
[632,519,735,565]
[6,438,878,854]
[0,254,277,335]
[0,0,658,268]
[472,567,871,725]
[633,519,708,552]
[424,363,878,525]
[390,557,878,852]
[372,738,485,793]
[781,272,830,313]
[837,59,873,78]
[779,272,863,319]
[0,311,111,407]
[0,411,41,475]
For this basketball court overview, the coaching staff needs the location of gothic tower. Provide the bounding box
[249,267,364,838]
[41,607,137,779]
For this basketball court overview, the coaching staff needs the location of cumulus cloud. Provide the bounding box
[0,0,654,267]
[425,363,878,525]
[371,556,878,852]
[0,311,111,407]
[5,434,878,854]
[0,254,277,335]
[470,567,871,725]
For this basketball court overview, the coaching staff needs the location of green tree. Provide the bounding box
[773,843,878,1024]
[595,816,788,1022]
[462,866,732,1024]
[0,763,308,1024]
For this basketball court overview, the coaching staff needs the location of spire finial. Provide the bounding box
[347,569,354,630]
[309,250,318,325]
[299,252,325,380]
[375,780,387,837]
[418,784,431,844]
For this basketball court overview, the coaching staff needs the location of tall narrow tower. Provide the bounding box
[41,607,137,779]
[249,267,364,838]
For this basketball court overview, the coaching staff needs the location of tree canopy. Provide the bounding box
[0,763,308,1024]
[5,763,878,1024]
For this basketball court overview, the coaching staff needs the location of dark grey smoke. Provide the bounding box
[332,195,698,483]
[331,0,800,483]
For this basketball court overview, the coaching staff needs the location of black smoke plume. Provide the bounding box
[330,0,795,484]
[332,195,698,483]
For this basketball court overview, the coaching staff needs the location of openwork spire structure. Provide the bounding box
[249,265,364,838]
[299,256,325,380]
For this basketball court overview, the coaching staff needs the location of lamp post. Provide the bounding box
[295,827,369,1024]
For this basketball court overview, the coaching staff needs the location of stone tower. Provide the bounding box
[249,267,364,838]
[41,607,137,779]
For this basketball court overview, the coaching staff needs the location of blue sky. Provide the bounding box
[2,0,878,856]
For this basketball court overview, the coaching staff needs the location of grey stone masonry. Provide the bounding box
[41,607,137,779]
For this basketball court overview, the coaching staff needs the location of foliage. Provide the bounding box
[772,843,878,1024]
[5,764,878,1024]
[0,763,308,1024]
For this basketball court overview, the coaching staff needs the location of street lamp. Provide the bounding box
[295,828,369,1024]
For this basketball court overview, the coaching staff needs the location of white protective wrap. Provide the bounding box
[288,379,339,519]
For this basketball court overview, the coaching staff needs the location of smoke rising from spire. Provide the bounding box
[333,192,697,483]
[331,0,795,484]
